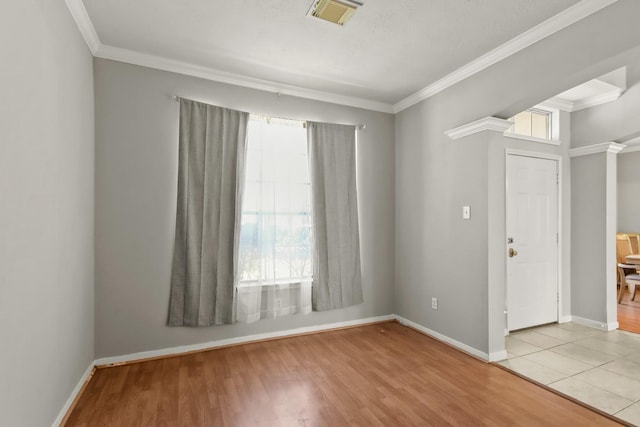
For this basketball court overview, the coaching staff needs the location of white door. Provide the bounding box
[506,154,559,331]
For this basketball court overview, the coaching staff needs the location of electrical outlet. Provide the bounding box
[431,297,438,310]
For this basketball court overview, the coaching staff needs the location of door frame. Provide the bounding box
[505,148,564,333]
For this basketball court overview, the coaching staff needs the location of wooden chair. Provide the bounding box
[616,233,640,303]
[628,233,640,254]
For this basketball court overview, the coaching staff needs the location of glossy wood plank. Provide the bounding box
[619,288,640,334]
[65,322,621,426]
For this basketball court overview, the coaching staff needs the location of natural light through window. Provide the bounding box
[238,116,312,287]
[507,108,552,140]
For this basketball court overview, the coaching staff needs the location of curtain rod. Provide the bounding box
[172,95,366,130]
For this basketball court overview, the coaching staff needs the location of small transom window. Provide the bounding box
[507,108,552,140]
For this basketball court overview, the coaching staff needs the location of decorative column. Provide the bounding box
[568,142,624,330]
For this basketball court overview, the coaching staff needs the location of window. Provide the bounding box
[238,116,312,286]
[507,108,552,140]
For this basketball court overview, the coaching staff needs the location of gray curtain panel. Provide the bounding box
[307,121,363,311]
[168,99,249,326]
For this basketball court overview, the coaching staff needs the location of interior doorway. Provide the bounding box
[506,153,560,331]
[617,150,640,333]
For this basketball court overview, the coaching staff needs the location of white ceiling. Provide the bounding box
[75,0,618,112]
[556,79,620,103]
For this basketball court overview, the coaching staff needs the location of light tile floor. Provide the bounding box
[499,323,640,425]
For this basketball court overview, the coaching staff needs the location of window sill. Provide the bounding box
[504,133,561,146]
[237,278,312,289]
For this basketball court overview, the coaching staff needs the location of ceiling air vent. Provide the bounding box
[308,0,363,26]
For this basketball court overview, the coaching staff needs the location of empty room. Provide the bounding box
[4,0,640,425]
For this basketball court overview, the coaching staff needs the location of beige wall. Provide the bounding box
[0,2,95,426]
[94,59,395,358]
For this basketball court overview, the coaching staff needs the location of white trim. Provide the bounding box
[559,315,572,324]
[608,321,620,331]
[489,350,508,362]
[622,144,640,154]
[505,150,564,331]
[571,87,623,112]
[503,133,561,146]
[505,149,563,162]
[620,136,640,154]
[538,98,575,113]
[63,0,617,115]
[395,315,489,361]
[571,315,616,331]
[57,314,503,423]
[393,0,619,113]
[95,45,394,114]
[445,117,512,140]
[532,104,561,141]
[94,315,396,366]
[622,145,640,154]
[605,150,618,328]
[540,87,623,113]
[64,0,100,54]
[237,277,312,288]
[51,363,94,427]
[568,142,625,157]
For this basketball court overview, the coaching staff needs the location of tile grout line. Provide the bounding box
[513,323,640,422]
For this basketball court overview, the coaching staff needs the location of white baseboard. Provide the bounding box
[395,315,489,361]
[58,313,507,424]
[571,315,616,331]
[94,314,396,366]
[52,363,94,427]
[54,311,626,425]
[559,315,572,324]
[489,350,508,362]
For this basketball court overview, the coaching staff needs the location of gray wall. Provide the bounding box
[571,55,640,234]
[570,155,608,322]
[572,56,640,148]
[394,0,640,353]
[570,52,640,323]
[94,59,395,358]
[0,2,95,426]
[395,104,491,352]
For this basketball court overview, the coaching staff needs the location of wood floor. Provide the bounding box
[619,288,640,334]
[65,322,621,426]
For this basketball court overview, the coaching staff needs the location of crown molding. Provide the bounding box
[65,0,618,115]
[392,0,619,113]
[620,136,640,154]
[535,79,623,112]
[63,0,394,113]
[571,87,623,112]
[622,144,640,154]
[64,0,100,54]
[542,86,623,112]
[445,117,512,140]
[95,45,394,113]
[569,141,625,157]
[537,97,575,112]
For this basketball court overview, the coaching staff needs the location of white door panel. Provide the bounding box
[507,155,558,331]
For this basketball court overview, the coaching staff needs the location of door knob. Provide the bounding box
[508,248,518,258]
